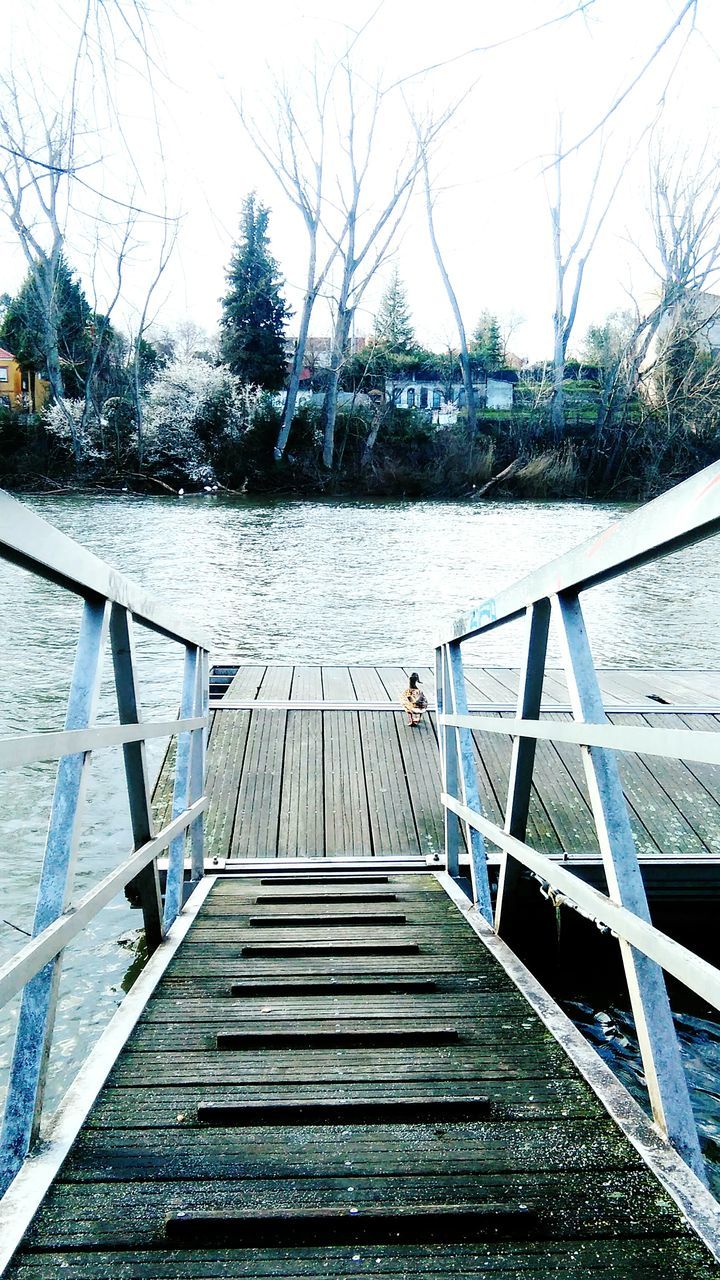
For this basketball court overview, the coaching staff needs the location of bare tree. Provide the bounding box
[592,147,720,484]
[421,152,478,434]
[547,121,622,436]
[317,69,450,469]
[127,218,177,465]
[241,65,343,462]
[0,75,85,449]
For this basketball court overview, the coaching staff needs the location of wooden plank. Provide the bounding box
[470,728,562,855]
[356,712,419,855]
[231,669,293,858]
[11,1238,720,1278]
[260,667,296,700]
[321,670,372,856]
[544,713,663,859]
[609,712,718,855]
[499,713,599,856]
[291,667,323,700]
[20,1169,702,1250]
[463,667,518,704]
[224,666,267,701]
[348,667,419,855]
[204,711,252,859]
[677,712,720,802]
[278,670,323,857]
[86,1075,607,1128]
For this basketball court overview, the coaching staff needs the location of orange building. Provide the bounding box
[0,347,50,412]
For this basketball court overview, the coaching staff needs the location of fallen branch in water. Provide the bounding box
[471,458,522,498]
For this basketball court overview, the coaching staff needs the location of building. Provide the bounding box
[0,347,50,412]
[386,372,517,424]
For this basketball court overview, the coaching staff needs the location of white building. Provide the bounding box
[386,374,516,423]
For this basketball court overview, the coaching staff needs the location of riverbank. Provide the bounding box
[3,402,718,502]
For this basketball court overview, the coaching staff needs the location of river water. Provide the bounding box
[0,492,719,1185]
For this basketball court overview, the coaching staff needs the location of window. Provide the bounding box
[392,386,401,404]
[407,388,415,408]
[0,368,8,383]
[420,387,428,408]
[0,395,9,408]
[432,389,441,409]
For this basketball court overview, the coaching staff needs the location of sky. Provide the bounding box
[2,0,720,361]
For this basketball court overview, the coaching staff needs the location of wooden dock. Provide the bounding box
[153,664,720,870]
[6,870,718,1278]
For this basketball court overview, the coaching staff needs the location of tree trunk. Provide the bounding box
[362,405,384,466]
[132,341,145,467]
[321,305,352,470]
[275,229,319,461]
[458,348,477,432]
[423,165,477,433]
[276,289,315,461]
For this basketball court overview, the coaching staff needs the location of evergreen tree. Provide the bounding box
[0,256,93,397]
[470,311,503,371]
[219,194,289,391]
[373,266,415,352]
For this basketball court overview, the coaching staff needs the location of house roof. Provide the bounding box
[0,348,14,361]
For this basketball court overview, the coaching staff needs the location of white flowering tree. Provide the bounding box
[143,358,263,482]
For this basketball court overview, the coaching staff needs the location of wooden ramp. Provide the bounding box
[7,871,717,1277]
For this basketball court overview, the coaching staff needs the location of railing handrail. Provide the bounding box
[0,490,210,649]
[440,459,720,644]
[0,494,211,1196]
[434,462,720,1182]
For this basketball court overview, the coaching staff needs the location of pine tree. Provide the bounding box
[373,266,415,353]
[470,312,503,371]
[0,255,93,397]
[219,194,289,391]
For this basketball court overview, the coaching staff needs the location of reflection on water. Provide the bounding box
[565,1000,720,1197]
[0,493,718,1152]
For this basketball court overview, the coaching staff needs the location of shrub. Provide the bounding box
[143,358,264,484]
[512,447,583,498]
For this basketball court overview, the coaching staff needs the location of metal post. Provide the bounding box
[437,645,460,879]
[189,648,208,883]
[446,641,492,921]
[556,590,705,1181]
[495,599,551,936]
[109,605,163,953]
[0,598,109,1191]
[163,645,199,931]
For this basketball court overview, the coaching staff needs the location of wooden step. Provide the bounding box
[249,913,407,928]
[165,1203,537,1246]
[240,941,420,957]
[260,875,391,885]
[197,1094,491,1125]
[216,1027,459,1050]
[230,977,437,996]
[255,892,399,904]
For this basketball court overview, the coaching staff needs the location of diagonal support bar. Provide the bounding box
[189,648,208,883]
[0,598,110,1192]
[437,646,460,879]
[495,600,550,936]
[446,642,492,922]
[163,645,200,931]
[110,605,163,954]
[555,590,705,1182]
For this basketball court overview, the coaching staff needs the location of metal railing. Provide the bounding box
[435,459,720,1183]
[0,491,210,1192]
